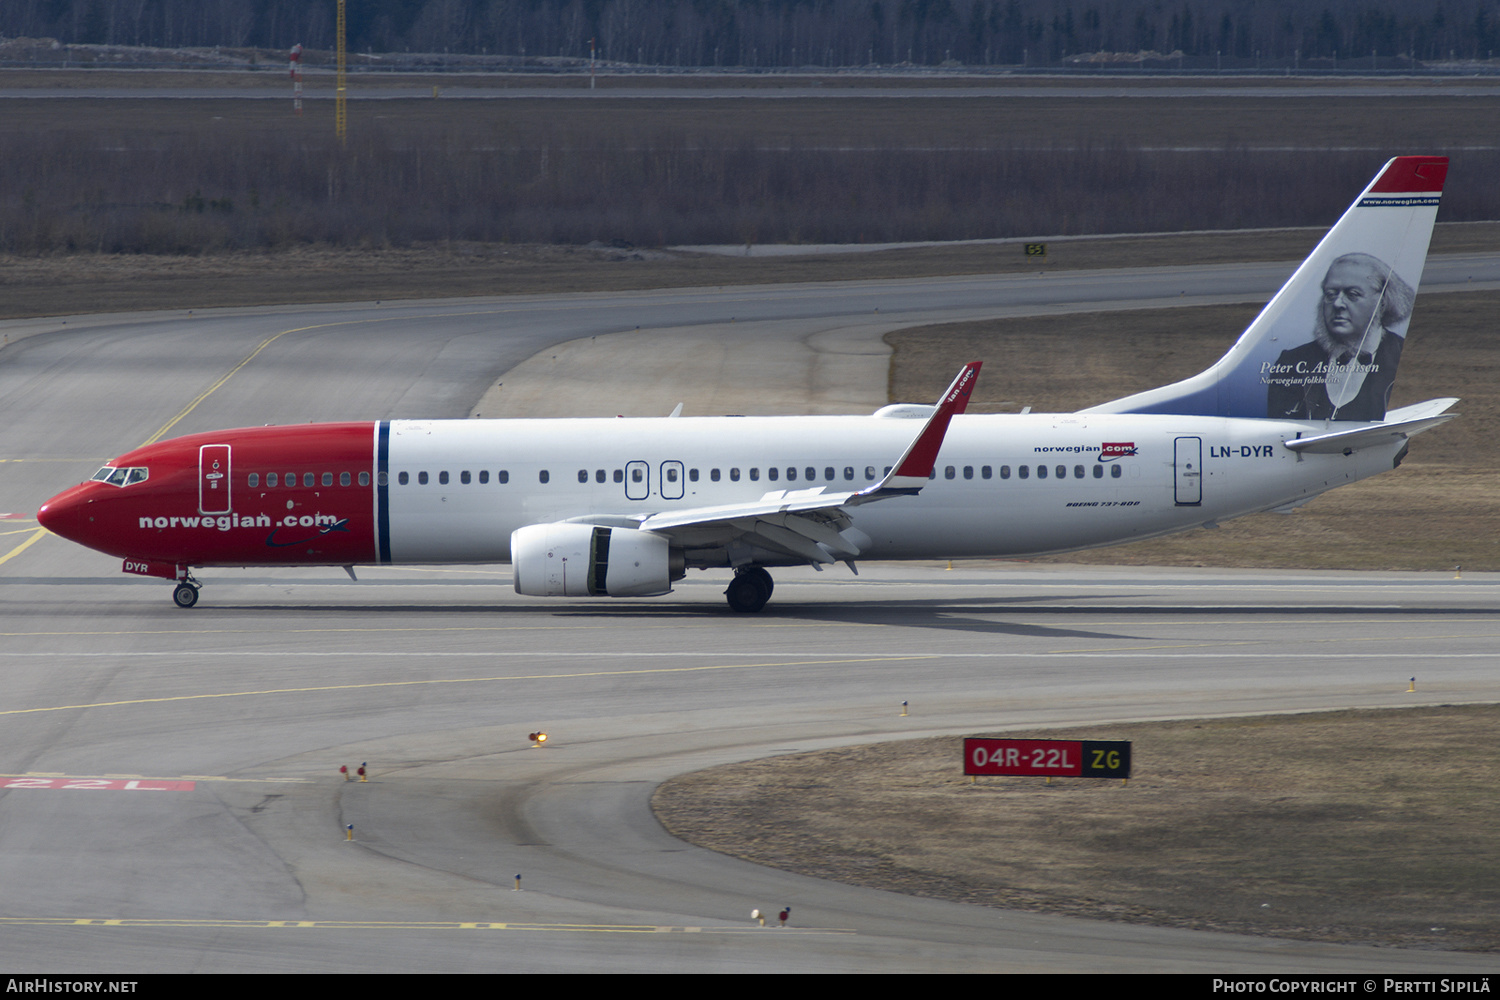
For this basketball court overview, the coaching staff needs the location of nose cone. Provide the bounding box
[38,482,103,550]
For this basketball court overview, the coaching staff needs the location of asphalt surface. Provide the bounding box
[1,267,1498,973]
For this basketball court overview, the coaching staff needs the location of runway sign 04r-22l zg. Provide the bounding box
[964,738,1132,779]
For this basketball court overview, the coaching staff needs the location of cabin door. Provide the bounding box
[199,444,232,515]
[1174,436,1202,506]
[660,461,684,500]
[624,460,650,501]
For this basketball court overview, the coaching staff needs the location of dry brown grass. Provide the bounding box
[654,706,1500,950]
[4,90,1500,252]
[10,88,1500,151]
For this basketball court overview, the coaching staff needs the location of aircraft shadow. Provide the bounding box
[11,584,1497,641]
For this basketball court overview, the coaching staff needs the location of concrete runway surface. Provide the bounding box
[1,267,1497,973]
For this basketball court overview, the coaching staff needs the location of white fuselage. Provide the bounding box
[384,412,1394,565]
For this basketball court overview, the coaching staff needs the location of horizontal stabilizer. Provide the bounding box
[1283,398,1458,454]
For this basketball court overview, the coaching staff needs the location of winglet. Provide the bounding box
[854,362,980,501]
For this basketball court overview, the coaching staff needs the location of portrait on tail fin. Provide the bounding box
[1264,252,1414,421]
[1082,155,1445,421]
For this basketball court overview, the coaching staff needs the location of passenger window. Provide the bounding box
[982,466,992,479]
[438,471,449,485]
[807,467,817,481]
[730,468,740,481]
[360,472,371,486]
[285,472,295,486]
[418,471,428,485]
[631,468,643,483]
[1074,466,1085,479]
[711,469,721,482]
[944,466,956,479]
[398,472,409,485]
[1019,466,1030,479]
[322,472,333,486]
[825,467,835,481]
[1093,465,1103,479]
[613,469,623,483]
[998,466,1009,479]
[783,468,792,481]
[749,468,759,481]
[341,472,352,486]
[303,473,314,487]
[478,470,489,484]
[666,468,678,483]
[1111,465,1122,478]
[539,470,550,484]
[1038,466,1048,479]
[596,470,606,483]
[499,470,509,484]
[578,470,588,484]
[248,473,260,488]
[1056,465,1066,479]
[768,468,778,481]
[928,469,936,480]
[689,469,699,482]
[865,466,876,480]
[460,471,471,485]
[376,472,386,486]
[844,467,854,481]
[963,466,973,480]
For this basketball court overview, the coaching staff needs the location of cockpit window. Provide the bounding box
[92,466,148,487]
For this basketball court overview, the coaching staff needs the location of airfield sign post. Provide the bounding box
[964,738,1131,780]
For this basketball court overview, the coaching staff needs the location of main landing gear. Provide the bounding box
[725,566,774,613]
[171,573,201,609]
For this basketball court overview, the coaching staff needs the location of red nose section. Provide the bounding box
[38,482,115,554]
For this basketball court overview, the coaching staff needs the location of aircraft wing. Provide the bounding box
[626,362,981,566]
[636,489,865,564]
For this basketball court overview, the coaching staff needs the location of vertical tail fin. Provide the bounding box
[1086,156,1448,421]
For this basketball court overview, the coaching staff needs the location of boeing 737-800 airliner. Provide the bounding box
[38,156,1457,612]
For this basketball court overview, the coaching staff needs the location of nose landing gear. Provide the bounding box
[725,566,774,613]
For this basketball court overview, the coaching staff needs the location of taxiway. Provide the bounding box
[1,270,1496,972]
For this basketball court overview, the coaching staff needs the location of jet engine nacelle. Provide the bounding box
[511,523,679,598]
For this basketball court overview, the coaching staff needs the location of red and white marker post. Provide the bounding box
[290,44,303,116]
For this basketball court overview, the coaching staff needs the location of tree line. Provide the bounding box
[4,0,1498,69]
